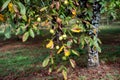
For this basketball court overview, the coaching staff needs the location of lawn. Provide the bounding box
[0,23,120,80]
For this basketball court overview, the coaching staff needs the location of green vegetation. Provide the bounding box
[0,48,49,77]
[0,0,120,79]
[0,24,120,79]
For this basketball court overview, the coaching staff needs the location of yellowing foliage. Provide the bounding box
[57,45,64,54]
[8,3,14,13]
[71,27,81,33]
[46,40,54,49]
[64,49,70,57]
[71,9,76,18]
[71,9,76,16]
[0,14,4,22]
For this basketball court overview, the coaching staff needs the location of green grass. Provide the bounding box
[0,30,4,39]
[100,45,120,62]
[100,24,120,34]
[0,48,50,77]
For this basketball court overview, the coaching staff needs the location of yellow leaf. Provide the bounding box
[0,14,4,22]
[28,17,31,24]
[69,59,76,68]
[57,45,64,54]
[71,9,76,16]
[62,70,67,80]
[64,49,70,57]
[46,40,54,49]
[71,27,81,33]
[8,3,14,13]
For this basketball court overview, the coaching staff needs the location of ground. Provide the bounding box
[0,23,120,80]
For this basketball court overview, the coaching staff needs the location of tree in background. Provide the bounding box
[100,0,120,24]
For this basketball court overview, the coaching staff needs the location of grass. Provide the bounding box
[100,45,120,62]
[0,48,49,77]
[0,22,120,79]
[99,23,120,34]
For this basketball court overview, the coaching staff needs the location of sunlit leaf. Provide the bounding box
[71,9,76,16]
[69,59,76,68]
[67,40,72,48]
[22,15,27,21]
[62,70,67,80]
[22,32,29,42]
[57,45,64,54]
[46,40,54,49]
[4,26,11,39]
[17,2,26,15]
[40,6,48,12]
[57,65,64,72]
[1,0,11,11]
[48,67,52,74]
[29,29,35,38]
[42,56,50,67]
[50,57,54,64]
[71,50,79,56]
[64,49,70,57]
[71,27,81,33]
[8,2,14,13]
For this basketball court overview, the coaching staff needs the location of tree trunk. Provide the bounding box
[87,0,101,67]
[87,38,99,67]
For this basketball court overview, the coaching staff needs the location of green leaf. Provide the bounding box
[96,45,101,53]
[57,66,64,72]
[40,6,48,12]
[24,0,30,3]
[17,2,26,15]
[94,42,101,53]
[62,70,67,80]
[73,39,77,44]
[71,50,79,56]
[48,67,52,74]
[16,28,21,35]
[42,56,50,67]
[4,26,11,39]
[22,15,27,21]
[1,0,11,11]
[67,41,72,48]
[68,19,77,25]
[29,29,35,38]
[50,57,54,64]
[97,38,102,44]
[80,35,85,48]
[22,32,29,42]
[69,59,76,68]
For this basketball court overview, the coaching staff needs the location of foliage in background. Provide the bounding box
[101,0,120,21]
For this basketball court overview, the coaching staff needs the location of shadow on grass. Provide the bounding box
[0,48,50,78]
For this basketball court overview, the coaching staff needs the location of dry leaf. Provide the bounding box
[56,1,60,10]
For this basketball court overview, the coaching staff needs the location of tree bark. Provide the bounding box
[87,0,101,67]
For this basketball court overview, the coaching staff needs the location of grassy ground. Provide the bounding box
[0,23,120,80]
